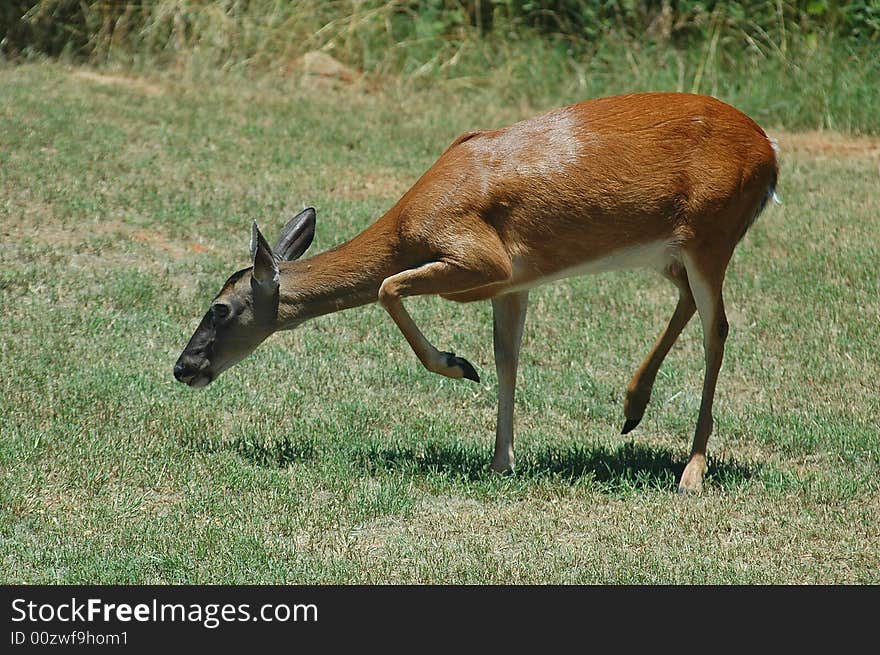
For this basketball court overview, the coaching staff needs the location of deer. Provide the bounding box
[174,92,779,494]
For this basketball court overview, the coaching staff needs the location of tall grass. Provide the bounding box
[2,1,879,132]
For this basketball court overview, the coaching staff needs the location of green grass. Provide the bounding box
[1,62,879,584]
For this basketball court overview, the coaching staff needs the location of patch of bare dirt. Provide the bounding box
[324,168,412,201]
[71,70,166,96]
[3,212,211,263]
[129,227,209,257]
[771,130,880,160]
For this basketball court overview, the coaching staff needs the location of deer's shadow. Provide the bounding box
[198,432,757,493]
[356,438,757,492]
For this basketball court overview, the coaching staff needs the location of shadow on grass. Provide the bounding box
[189,433,757,492]
[357,439,758,492]
[192,434,318,468]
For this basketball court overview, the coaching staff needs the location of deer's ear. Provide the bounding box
[250,221,279,289]
[274,207,316,262]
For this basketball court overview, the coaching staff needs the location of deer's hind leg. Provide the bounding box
[622,262,696,434]
[677,249,731,494]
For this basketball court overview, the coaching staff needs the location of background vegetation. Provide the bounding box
[2,1,880,132]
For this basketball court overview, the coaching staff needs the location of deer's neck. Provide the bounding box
[277,218,411,325]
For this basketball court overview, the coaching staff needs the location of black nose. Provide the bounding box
[173,361,190,382]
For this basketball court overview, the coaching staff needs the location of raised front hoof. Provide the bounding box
[441,351,480,382]
[621,417,642,435]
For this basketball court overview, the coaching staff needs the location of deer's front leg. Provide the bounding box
[378,260,509,382]
[490,291,529,473]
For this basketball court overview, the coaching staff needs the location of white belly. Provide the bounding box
[505,239,677,294]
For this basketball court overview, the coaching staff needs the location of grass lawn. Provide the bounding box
[1,63,878,583]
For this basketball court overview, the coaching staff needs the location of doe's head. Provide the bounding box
[173,207,316,388]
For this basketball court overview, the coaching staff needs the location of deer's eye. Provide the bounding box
[211,303,231,321]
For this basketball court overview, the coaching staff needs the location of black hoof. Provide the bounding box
[444,352,480,383]
[621,417,641,435]
[458,358,480,383]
